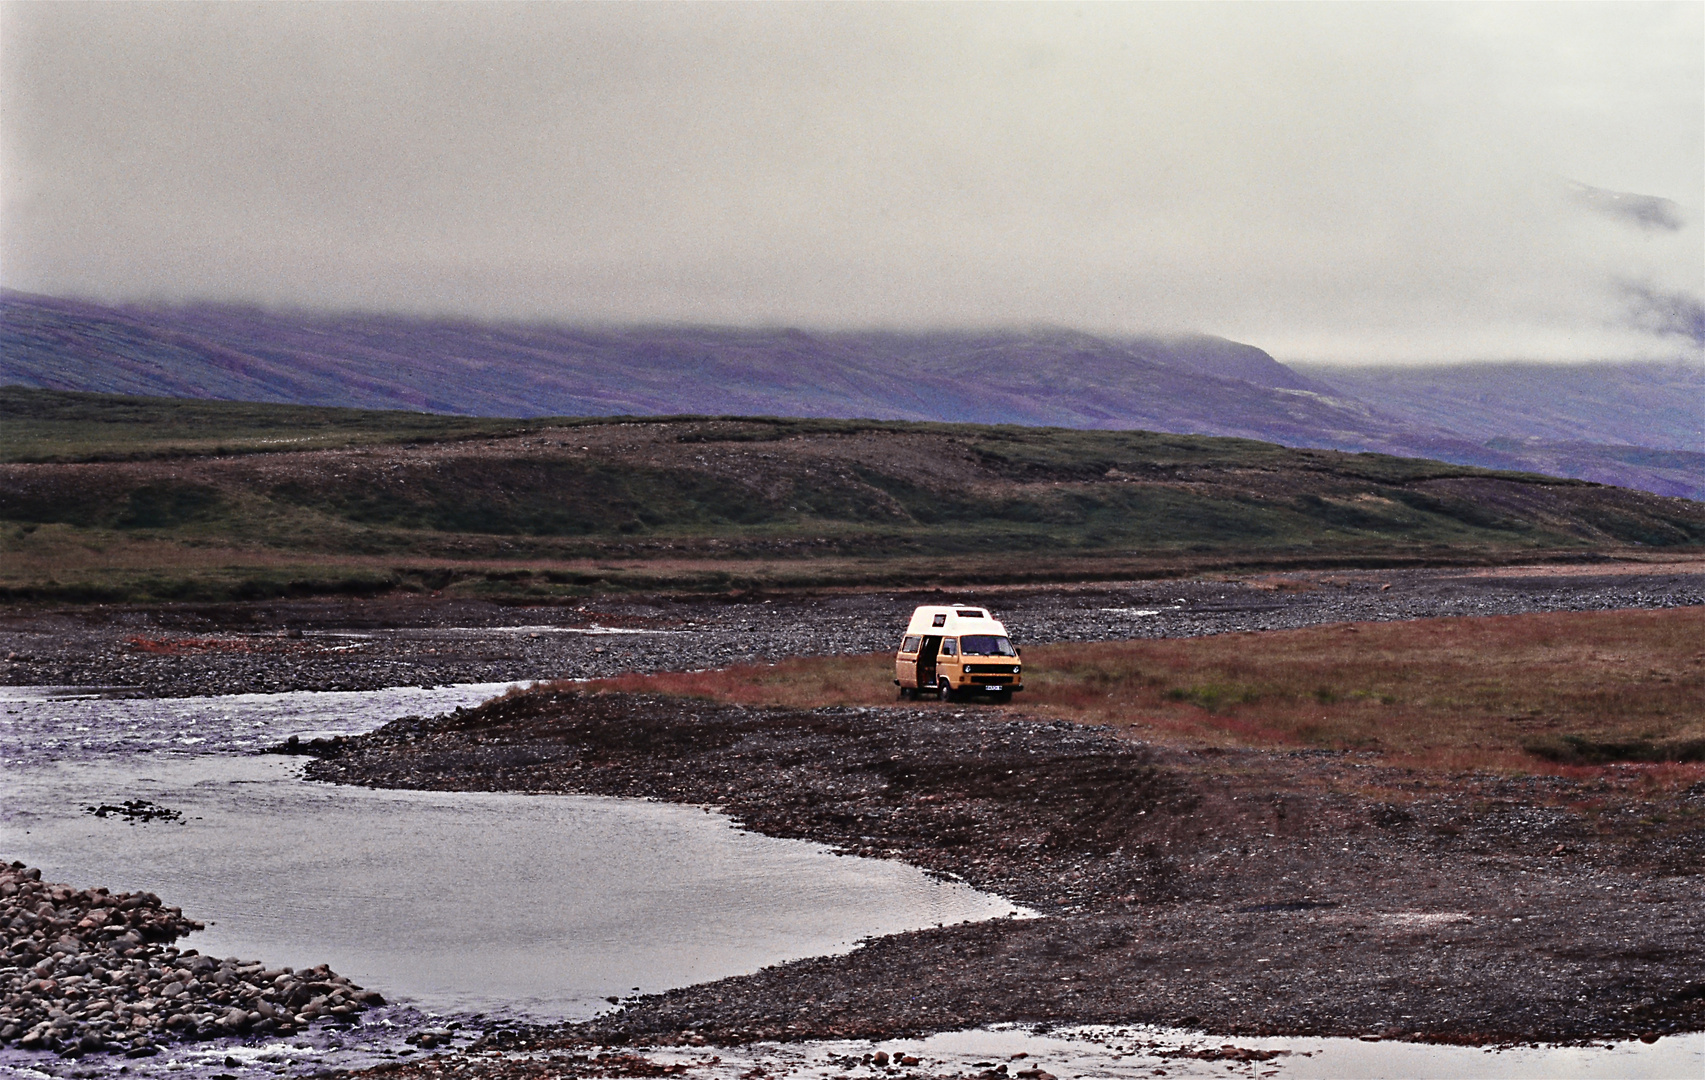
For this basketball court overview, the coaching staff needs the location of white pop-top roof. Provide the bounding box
[903,605,1009,638]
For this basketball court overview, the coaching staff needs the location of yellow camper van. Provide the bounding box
[894,604,1023,702]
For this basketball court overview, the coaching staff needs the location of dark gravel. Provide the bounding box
[299,689,1705,1048]
[4,562,1703,697]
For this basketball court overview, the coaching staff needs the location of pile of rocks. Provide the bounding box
[0,862,382,1057]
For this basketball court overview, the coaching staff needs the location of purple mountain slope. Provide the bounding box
[1297,361,1704,454]
[0,291,1405,437]
[4,289,1702,499]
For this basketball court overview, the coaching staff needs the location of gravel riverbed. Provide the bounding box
[300,690,1705,1052]
[4,558,1703,1072]
[4,561,1704,698]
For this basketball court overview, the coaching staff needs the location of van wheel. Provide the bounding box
[898,686,914,700]
[938,679,955,702]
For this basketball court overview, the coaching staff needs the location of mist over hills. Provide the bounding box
[3,289,1701,500]
[0,290,1334,427]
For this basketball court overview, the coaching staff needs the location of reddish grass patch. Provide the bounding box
[1023,607,1705,776]
[570,607,1705,783]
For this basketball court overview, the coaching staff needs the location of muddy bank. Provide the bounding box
[300,690,1705,1048]
[0,862,379,1058]
[5,561,1705,697]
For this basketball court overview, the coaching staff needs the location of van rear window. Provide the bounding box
[901,636,921,654]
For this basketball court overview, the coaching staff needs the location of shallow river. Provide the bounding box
[0,684,1018,1070]
[1,684,1698,1079]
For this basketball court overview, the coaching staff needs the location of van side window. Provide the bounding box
[931,613,946,627]
[901,636,921,654]
[940,638,957,656]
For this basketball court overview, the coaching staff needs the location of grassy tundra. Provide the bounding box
[4,387,1705,602]
[580,606,1705,780]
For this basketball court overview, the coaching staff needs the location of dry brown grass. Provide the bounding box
[574,607,1705,781]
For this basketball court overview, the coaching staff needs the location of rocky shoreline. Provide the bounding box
[299,690,1705,1053]
[0,862,380,1059]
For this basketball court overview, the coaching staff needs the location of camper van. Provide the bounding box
[894,605,1022,701]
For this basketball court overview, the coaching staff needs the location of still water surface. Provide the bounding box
[0,684,1021,1019]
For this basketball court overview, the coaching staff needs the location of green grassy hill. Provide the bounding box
[4,389,1702,602]
[0,386,540,462]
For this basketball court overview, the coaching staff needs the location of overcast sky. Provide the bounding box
[2,2,1700,363]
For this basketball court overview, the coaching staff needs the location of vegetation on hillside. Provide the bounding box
[3,389,1703,602]
[0,386,554,462]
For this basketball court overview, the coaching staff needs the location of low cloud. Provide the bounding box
[1623,284,1705,347]
[2,3,1699,363]
[1568,182,1686,233]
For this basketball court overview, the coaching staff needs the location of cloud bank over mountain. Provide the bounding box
[2,4,1699,363]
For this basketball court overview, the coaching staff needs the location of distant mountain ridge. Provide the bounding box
[1297,361,1703,453]
[0,290,1328,421]
[3,289,1701,500]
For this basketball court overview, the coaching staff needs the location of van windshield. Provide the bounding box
[959,635,1016,657]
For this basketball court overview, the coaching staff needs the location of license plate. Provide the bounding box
[984,685,1003,691]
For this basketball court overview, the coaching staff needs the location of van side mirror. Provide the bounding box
[1016,647,1023,655]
